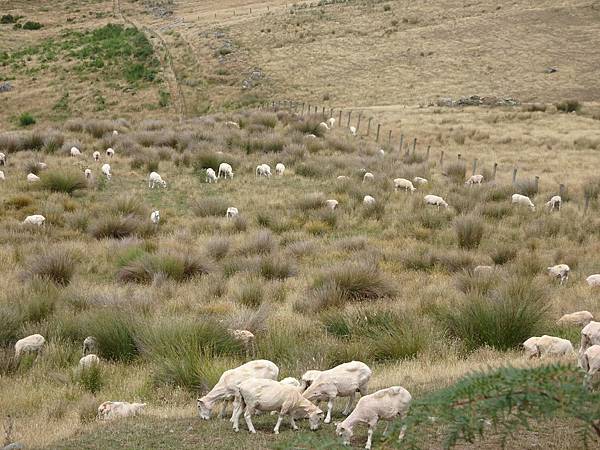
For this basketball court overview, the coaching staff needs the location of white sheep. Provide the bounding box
[336,386,412,450]
[256,164,271,178]
[0,170,5,181]
[547,264,570,285]
[300,370,323,392]
[23,215,45,226]
[197,359,279,420]
[93,151,100,161]
[393,178,416,193]
[15,334,45,359]
[465,174,484,186]
[581,345,600,378]
[83,336,97,355]
[473,265,493,275]
[557,311,593,327]
[79,354,100,369]
[327,118,335,128]
[511,193,535,211]
[37,162,47,170]
[302,361,372,424]
[98,401,146,420]
[27,173,40,182]
[218,162,234,179]
[349,126,357,137]
[0,152,6,165]
[413,176,428,185]
[363,195,376,205]
[113,129,119,136]
[305,134,317,139]
[84,169,92,179]
[275,163,285,175]
[101,163,112,180]
[225,121,240,128]
[318,122,330,130]
[522,335,574,359]
[148,171,167,188]
[280,377,301,388]
[377,149,385,157]
[424,194,448,209]
[233,378,323,434]
[206,168,218,183]
[363,172,374,183]
[70,146,81,157]
[150,210,160,225]
[586,274,600,287]
[337,175,348,181]
[226,207,239,219]
[106,148,115,158]
[325,199,339,210]
[546,195,561,212]
[579,321,600,365]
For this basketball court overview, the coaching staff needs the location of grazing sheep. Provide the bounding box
[113,129,119,136]
[327,117,335,128]
[579,321,600,365]
[27,173,40,182]
[280,377,301,388]
[197,360,279,420]
[83,336,98,355]
[150,210,160,225]
[98,401,146,420]
[0,152,6,165]
[84,169,92,179]
[15,334,45,359]
[325,199,339,210]
[218,162,234,179]
[106,148,115,158]
[79,354,100,369]
[511,193,535,211]
[0,170,5,181]
[546,195,561,212]
[229,329,254,356]
[37,162,47,170]
[547,264,570,285]
[148,171,167,188]
[393,178,416,193]
[581,345,600,378]
[23,215,45,226]
[586,275,600,287]
[206,168,218,183]
[349,126,357,137]
[275,163,285,175]
[337,175,348,181]
[473,265,493,275]
[101,163,111,180]
[377,149,385,157]
[318,122,330,130]
[465,174,484,186]
[522,335,574,359]
[424,194,448,209]
[363,172,374,183]
[558,311,593,327]
[256,164,271,178]
[225,121,240,128]
[300,370,323,392]
[93,151,100,161]
[363,195,376,205]
[226,207,239,219]
[233,378,323,434]
[413,176,428,186]
[336,386,412,450]
[302,361,372,424]
[70,146,81,157]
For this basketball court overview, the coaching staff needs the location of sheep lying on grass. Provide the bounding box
[98,401,146,420]
[23,215,45,226]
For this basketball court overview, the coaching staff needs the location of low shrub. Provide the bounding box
[489,244,517,265]
[90,214,152,239]
[75,364,104,394]
[193,197,229,217]
[555,99,581,113]
[258,255,297,280]
[18,112,36,127]
[454,214,484,249]
[445,161,466,183]
[234,278,265,308]
[41,170,87,195]
[23,248,76,286]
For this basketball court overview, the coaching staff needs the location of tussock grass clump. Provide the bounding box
[4,194,34,209]
[490,244,517,265]
[0,304,24,347]
[23,248,76,286]
[75,365,104,394]
[515,178,538,197]
[455,270,499,296]
[248,112,278,128]
[483,184,514,202]
[299,262,396,312]
[555,99,581,113]
[362,201,385,221]
[112,195,146,217]
[291,115,326,137]
[242,133,286,154]
[193,197,229,217]
[41,170,87,195]
[19,112,36,127]
[78,396,100,424]
[117,252,211,283]
[89,214,152,239]
[43,131,65,153]
[401,248,475,272]
[454,214,484,249]
[192,151,222,172]
[295,161,323,178]
[81,310,138,362]
[445,161,467,183]
[234,278,265,308]
[294,194,326,212]
[204,237,230,260]
[258,255,297,280]
[440,277,549,351]
[239,230,276,255]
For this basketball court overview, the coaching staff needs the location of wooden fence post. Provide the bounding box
[472,158,478,175]
[307,104,311,115]
[376,124,381,142]
[366,118,372,136]
[388,130,392,145]
[440,151,445,170]
[534,175,540,193]
[356,114,362,133]
[426,145,430,160]
[329,107,333,119]
[512,167,518,184]
[322,106,325,118]
[338,110,342,127]
[559,183,565,198]
[492,162,498,180]
[301,103,305,115]
[457,153,462,161]
[399,134,404,154]
[585,195,590,215]
[347,111,352,128]
[412,138,417,155]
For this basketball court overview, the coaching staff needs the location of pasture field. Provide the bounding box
[1,0,600,449]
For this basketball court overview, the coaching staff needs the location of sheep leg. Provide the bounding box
[342,392,355,415]
[324,398,334,424]
[244,406,256,433]
[273,414,284,434]
[382,422,390,437]
[219,400,228,419]
[365,425,374,449]
[232,399,244,432]
[289,416,298,431]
